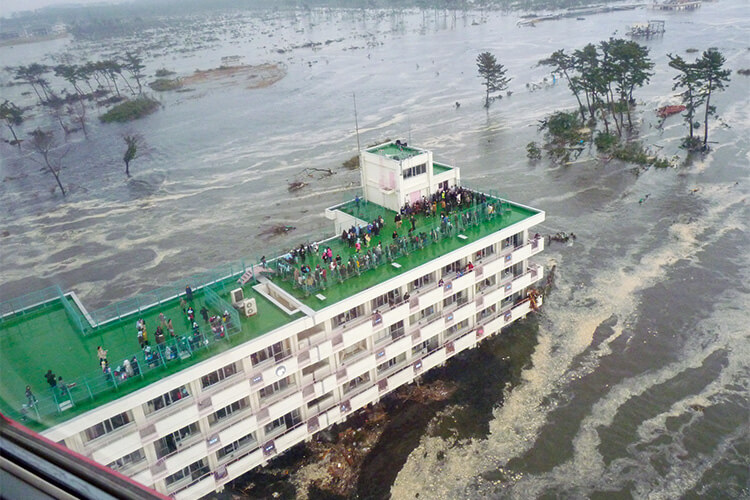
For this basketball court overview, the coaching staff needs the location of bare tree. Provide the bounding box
[67,100,88,138]
[28,128,67,196]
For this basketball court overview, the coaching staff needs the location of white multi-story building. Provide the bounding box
[0,142,544,498]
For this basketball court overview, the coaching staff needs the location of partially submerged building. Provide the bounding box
[0,142,545,498]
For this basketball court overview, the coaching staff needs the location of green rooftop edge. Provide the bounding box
[0,281,302,431]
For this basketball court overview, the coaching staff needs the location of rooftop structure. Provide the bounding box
[0,141,545,498]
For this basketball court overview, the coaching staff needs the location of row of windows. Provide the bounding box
[200,362,239,389]
[402,163,427,178]
[208,397,249,427]
[83,411,133,442]
[145,386,190,415]
[107,448,145,471]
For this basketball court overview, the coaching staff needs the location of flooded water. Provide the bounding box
[1,1,748,498]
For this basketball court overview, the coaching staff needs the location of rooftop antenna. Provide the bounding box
[353,92,361,153]
[408,115,412,144]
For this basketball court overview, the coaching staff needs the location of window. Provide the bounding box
[410,304,437,325]
[442,260,463,277]
[332,305,363,328]
[412,335,439,356]
[375,320,406,344]
[250,341,290,366]
[264,409,301,434]
[502,232,521,249]
[144,386,190,415]
[208,397,249,426]
[443,290,467,308]
[409,272,434,292]
[107,448,145,471]
[83,411,133,442]
[371,288,401,310]
[402,163,426,178]
[446,319,469,337]
[217,432,256,461]
[389,320,405,340]
[340,339,367,363]
[154,422,200,458]
[477,304,497,322]
[420,305,437,321]
[377,353,406,374]
[476,244,496,260]
[343,372,371,395]
[259,376,293,400]
[476,275,497,293]
[165,459,209,488]
[201,363,239,389]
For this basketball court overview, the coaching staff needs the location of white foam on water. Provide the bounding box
[391,152,749,499]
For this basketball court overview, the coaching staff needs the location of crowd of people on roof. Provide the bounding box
[270,186,502,295]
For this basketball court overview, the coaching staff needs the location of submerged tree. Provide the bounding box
[697,49,731,148]
[29,128,66,196]
[14,64,52,105]
[0,100,24,148]
[476,51,511,109]
[603,39,653,131]
[122,51,146,95]
[668,54,705,146]
[123,134,141,176]
[539,49,586,121]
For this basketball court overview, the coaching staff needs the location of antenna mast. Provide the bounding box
[353,92,361,152]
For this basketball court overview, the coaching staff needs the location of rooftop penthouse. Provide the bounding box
[0,141,545,498]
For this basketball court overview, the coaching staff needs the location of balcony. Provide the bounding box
[172,472,216,500]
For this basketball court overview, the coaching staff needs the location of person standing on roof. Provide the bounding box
[185,285,193,302]
[44,370,56,389]
[26,386,37,406]
[97,346,108,365]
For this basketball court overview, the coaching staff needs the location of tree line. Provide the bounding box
[1,52,149,196]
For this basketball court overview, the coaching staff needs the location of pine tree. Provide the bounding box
[668,54,705,146]
[697,49,731,149]
[476,52,511,109]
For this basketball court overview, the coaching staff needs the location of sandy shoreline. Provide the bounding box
[181,63,287,89]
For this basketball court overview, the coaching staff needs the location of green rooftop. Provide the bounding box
[433,162,452,174]
[0,190,538,432]
[0,281,302,431]
[366,142,424,161]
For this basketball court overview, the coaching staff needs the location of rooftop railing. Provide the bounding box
[5,293,251,430]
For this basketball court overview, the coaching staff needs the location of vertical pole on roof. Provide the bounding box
[84,378,94,400]
[353,92,361,153]
[51,389,60,413]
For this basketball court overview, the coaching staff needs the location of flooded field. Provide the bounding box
[1,1,748,498]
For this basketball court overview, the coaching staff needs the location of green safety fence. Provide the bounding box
[203,286,241,337]
[0,286,63,324]
[85,260,249,330]
[57,287,89,336]
[3,311,247,429]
